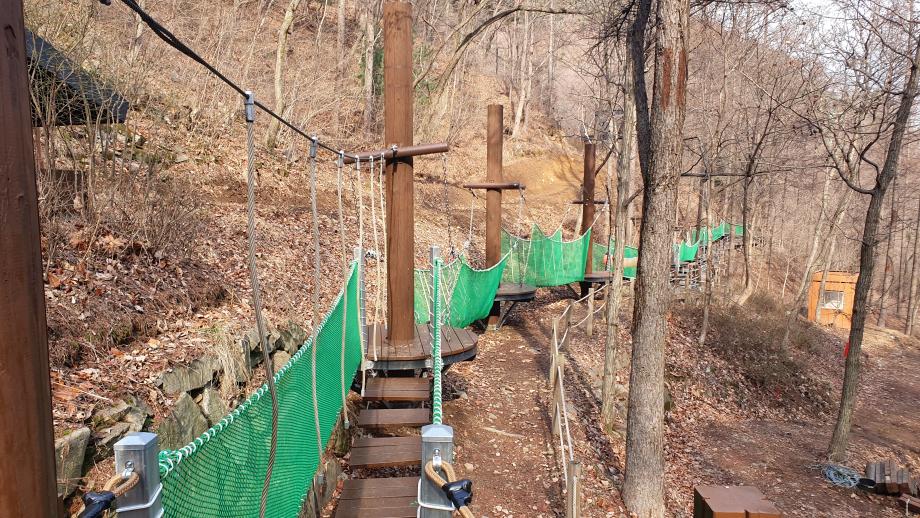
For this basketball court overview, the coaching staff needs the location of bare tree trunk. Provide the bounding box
[828,38,920,462]
[511,11,532,138]
[699,159,713,345]
[602,56,635,432]
[335,0,346,134]
[737,170,755,305]
[265,0,304,149]
[623,0,689,514]
[362,0,376,135]
[877,176,897,328]
[815,237,836,324]
[907,197,920,336]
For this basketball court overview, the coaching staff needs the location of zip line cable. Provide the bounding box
[100,0,360,160]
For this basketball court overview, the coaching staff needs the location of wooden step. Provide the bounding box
[335,477,418,517]
[364,377,430,402]
[350,436,421,469]
[357,408,430,430]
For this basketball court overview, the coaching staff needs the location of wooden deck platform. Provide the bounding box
[583,271,613,284]
[349,436,422,469]
[494,282,537,302]
[335,477,418,518]
[365,323,478,370]
[357,408,430,430]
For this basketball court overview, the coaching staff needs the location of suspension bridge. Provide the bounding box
[0,1,745,517]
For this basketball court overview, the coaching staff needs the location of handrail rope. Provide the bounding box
[378,154,388,325]
[431,256,444,425]
[241,94,278,518]
[369,154,383,326]
[442,154,454,257]
[309,138,324,460]
[101,0,362,161]
[334,152,351,421]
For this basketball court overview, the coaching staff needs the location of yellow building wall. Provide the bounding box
[807,272,857,329]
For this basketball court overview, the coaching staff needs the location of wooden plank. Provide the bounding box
[364,377,430,402]
[340,477,418,500]
[335,495,417,518]
[887,459,900,495]
[357,408,430,429]
[350,436,422,469]
[353,435,419,448]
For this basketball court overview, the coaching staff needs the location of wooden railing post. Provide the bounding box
[566,460,582,518]
[586,287,595,337]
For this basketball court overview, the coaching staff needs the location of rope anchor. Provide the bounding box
[424,455,474,518]
[76,468,139,518]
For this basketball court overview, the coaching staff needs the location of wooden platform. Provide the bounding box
[494,282,537,302]
[366,323,477,370]
[363,377,431,401]
[357,408,430,430]
[583,271,613,284]
[349,436,422,469]
[335,477,418,518]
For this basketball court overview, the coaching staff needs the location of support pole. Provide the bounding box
[113,433,164,518]
[486,104,504,329]
[0,2,61,516]
[384,0,415,345]
[420,424,455,518]
[580,142,596,297]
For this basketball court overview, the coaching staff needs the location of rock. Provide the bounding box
[92,422,131,461]
[91,400,131,428]
[157,393,210,450]
[159,356,218,395]
[199,387,228,426]
[55,427,90,498]
[272,351,292,371]
[280,324,307,354]
[122,395,151,432]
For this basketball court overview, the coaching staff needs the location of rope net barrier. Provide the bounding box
[156,262,362,517]
[414,255,507,329]
[500,225,592,287]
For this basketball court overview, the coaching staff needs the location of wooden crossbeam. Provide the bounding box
[342,142,449,164]
[463,182,525,190]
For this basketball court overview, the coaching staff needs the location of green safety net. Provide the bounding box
[414,255,507,328]
[676,240,700,262]
[501,225,592,287]
[590,240,638,279]
[157,262,362,518]
[733,224,744,236]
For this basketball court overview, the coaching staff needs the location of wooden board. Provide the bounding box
[357,408,430,429]
[495,282,537,302]
[363,377,431,402]
[350,435,421,469]
[335,477,418,517]
[367,323,477,361]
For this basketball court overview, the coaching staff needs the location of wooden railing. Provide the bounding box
[547,283,610,517]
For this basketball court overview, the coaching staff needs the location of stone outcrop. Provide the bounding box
[157,392,210,450]
[55,427,90,498]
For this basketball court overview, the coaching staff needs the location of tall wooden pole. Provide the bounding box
[1,2,61,516]
[486,105,504,267]
[486,105,504,328]
[384,1,415,345]
[580,142,597,275]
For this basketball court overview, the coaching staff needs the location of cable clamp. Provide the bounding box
[432,449,442,471]
[309,136,319,159]
[244,91,255,122]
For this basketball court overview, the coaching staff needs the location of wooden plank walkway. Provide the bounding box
[336,477,418,518]
[349,436,422,469]
[363,377,431,402]
[357,408,430,430]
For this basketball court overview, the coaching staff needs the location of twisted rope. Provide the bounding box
[432,256,444,425]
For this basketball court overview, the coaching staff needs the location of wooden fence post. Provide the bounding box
[566,460,582,518]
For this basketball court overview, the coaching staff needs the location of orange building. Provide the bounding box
[807,271,858,329]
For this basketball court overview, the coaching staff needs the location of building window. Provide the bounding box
[821,290,844,310]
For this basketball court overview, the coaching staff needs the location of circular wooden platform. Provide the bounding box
[583,271,613,284]
[494,282,537,302]
[365,323,478,371]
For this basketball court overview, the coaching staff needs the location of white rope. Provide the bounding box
[308,138,324,456]
[335,152,350,428]
[378,153,388,327]
[369,154,383,325]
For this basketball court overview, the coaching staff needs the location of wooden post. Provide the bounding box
[384,1,415,345]
[586,286,595,337]
[566,460,582,518]
[486,104,504,329]
[580,142,596,297]
[0,2,61,515]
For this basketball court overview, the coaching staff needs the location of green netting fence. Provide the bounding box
[590,240,638,279]
[501,225,592,287]
[676,240,700,263]
[156,262,362,518]
[414,255,507,328]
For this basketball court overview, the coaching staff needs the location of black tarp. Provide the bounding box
[26,29,129,126]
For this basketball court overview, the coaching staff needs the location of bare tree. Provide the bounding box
[622,0,689,514]
[266,0,304,149]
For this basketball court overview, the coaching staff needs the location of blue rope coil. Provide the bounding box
[820,464,861,488]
